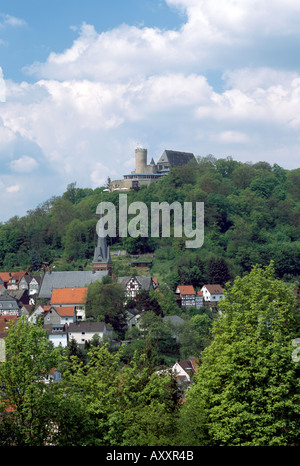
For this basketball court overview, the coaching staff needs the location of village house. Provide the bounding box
[44,323,68,348]
[125,308,141,330]
[44,306,76,326]
[171,357,198,386]
[175,285,203,309]
[201,284,224,303]
[6,288,30,308]
[26,304,51,323]
[0,272,42,307]
[0,272,30,291]
[50,287,88,321]
[0,295,20,316]
[67,321,113,347]
[117,276,154,300]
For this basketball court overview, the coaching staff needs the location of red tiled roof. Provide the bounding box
[55,306,75,317]
[51,287,87,305]
[0,272,27,285]
[177,285,195,295]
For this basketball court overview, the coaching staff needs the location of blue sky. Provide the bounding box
[1,1,183,82]
[1,0,300,221]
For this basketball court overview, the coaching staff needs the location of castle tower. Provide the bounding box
[92,208,112,275]
[135,147,147,173]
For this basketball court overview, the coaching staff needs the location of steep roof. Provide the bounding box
[0,272,28,285]
[39,271,107,299]
[117,276,153,291]
[44,306,76,318]
[176,285,195,295]
[202,284,224,295]
[0,294,20,311]
[50,287,87,305]
[55,306,76,317]
[157,150,195,167]
[177,357,198,374]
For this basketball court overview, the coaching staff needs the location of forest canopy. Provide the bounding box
[0,156,299,283]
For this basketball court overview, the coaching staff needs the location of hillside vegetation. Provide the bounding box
[0,155,299,286]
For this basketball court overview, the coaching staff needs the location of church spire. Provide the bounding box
[92,204,112,274]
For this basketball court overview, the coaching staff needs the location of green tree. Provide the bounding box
[150,283,179,315]
[132,289,163,316]
[0,317,60,445]
[178,313,214,359]
[55,344,180,446]
[179,263,300,446]
[207,256,231,285]
[85,280,126,335]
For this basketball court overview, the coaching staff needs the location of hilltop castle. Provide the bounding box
[109,148,195,191]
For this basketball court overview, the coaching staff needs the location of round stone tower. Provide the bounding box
[135,148,147,173]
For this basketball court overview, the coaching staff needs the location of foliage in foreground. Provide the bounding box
[1,264,300,446]
[179,263,300,446]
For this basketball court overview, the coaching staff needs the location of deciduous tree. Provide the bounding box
[179,263,300,446]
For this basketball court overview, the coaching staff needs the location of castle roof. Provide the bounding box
[157,150,195,167]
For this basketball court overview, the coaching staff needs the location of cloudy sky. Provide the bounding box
[1,0,300,221]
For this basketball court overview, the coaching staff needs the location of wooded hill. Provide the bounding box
[0,155,300,287]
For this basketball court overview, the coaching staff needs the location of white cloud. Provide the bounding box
[1,0,300,220]
[6,184,20,193]
[90,162,118,188]
[216,131,250,144]
[10,155,38,173]
[167,0,300,36]
[0,13,26,27]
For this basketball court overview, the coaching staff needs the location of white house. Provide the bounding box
[201,284,224,302]
[117,276,154,300]
[44,324,68,348]
[171,358,198,384]
[175,286,204,309]
[43,306,76,326]
[126,308,142,330]
[29,304,51,323]
[50,287,88,321]
[67,321,113,346]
